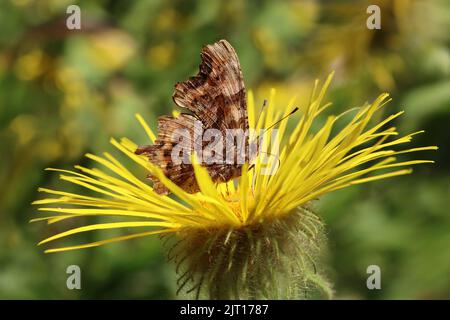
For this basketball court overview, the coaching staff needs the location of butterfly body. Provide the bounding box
[136,40,249,195]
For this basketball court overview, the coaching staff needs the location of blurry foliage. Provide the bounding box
[0,0,448,299]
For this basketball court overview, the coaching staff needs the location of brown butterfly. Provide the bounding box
[135,40,249,195]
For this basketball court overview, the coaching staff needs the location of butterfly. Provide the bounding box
[135,40,249,195]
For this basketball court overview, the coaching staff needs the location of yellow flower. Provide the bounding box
[32,73,436,298]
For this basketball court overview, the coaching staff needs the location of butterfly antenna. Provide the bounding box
[247,99,267,172]
[262,106,299,134]
[250,106,299,147]
[247,107,298,173]
[255,99,268,127]
[248,107,298,172]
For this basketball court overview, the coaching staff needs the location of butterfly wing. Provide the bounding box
[137,40,248,194]
[136,114,202,195]
[172,39,248,134]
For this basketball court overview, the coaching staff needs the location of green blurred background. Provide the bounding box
[0,0,449,299]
